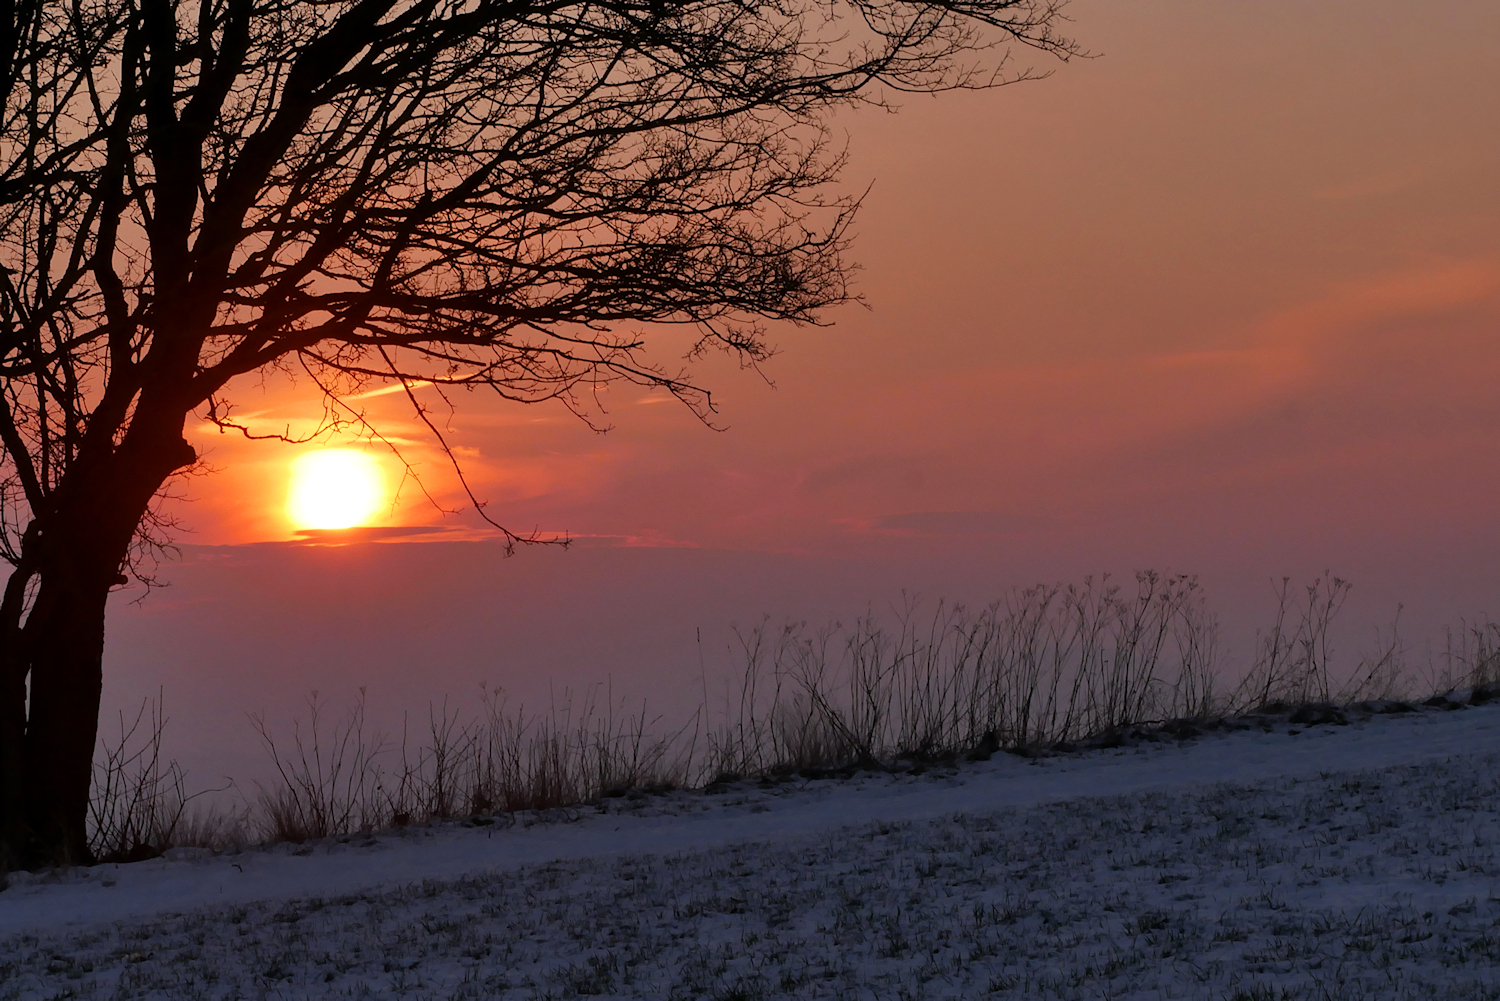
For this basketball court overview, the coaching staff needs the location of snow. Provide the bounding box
[3,703,1500,998]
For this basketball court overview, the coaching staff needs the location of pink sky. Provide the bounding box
[108,0,1500,780]
[173,0,1500,556]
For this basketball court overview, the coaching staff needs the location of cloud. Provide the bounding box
[346,380,435,401]
[951,257,1500,461]
[294,525,452,543]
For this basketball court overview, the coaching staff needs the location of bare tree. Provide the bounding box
[0,0,1076,867]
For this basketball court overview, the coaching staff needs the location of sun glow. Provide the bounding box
[287,450,385,530]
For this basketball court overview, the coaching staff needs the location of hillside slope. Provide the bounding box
[4,704,1499,999]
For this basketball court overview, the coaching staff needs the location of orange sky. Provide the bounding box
[108,0,1500,781]
[173,0,1500,563]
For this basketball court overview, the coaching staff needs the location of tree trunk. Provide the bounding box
[0,553,31,870]
[0,417,196,869]
[17,558,112,865]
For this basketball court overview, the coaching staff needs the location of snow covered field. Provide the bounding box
[4,703,1499,999]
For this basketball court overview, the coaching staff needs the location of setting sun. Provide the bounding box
[287,450,385,530]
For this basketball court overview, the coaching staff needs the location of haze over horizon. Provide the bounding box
[104,0,1500,783]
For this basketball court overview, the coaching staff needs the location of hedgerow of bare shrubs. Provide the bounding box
[84,571,1500,858]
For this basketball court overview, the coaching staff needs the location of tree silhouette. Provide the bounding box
[0,0,1075,866]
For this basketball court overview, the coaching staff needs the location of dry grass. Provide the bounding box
[248,684,689,844]
[1433,618,1500,693]
[87,694,239,862]
[705,572,1223,778]
[84,571,1500,855]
